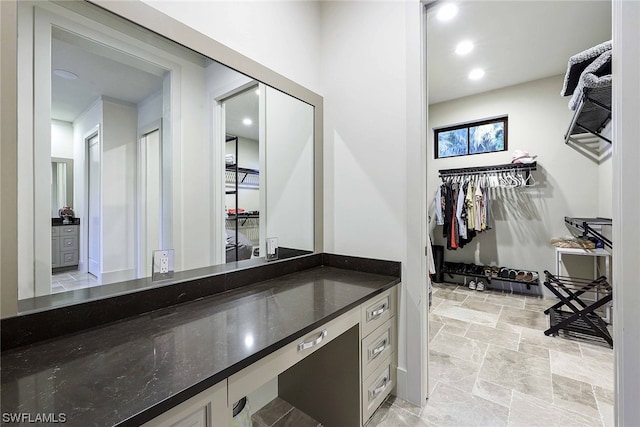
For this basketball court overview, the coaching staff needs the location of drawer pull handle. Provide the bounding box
[297,330,327,352]
[369,376,389,400]
[369,339,388,360]
[368,302,389,320]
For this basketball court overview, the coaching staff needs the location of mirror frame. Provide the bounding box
[0,0,323,318]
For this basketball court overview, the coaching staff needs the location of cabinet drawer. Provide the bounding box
[60,251,78,266]
[361,317,395,380]
[51,227,60,236]
[228,306,360,404]
[60,225,78,236]
[61,236,78,251]
[361,287,396,337]
[362,356,394,424]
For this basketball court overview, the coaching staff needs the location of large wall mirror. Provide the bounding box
[11,0,321,310]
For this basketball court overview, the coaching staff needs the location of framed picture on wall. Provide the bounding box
[434,115,508,159]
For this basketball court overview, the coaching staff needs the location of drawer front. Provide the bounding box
[228,306,360,404]
[362,356,394,423]
[51,227,60,236]
[60,225,78,236]
[361,287,396,337]
[361,317,395,380]
[61,236,78,251]
[61,250,79,266]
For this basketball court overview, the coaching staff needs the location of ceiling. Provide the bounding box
[427,1,612,105]
[224,87,260,141]
[52,26,259,143]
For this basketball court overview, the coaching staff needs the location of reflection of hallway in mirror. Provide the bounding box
[51,270,99,294]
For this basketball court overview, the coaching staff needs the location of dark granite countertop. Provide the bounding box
[1,266,399,426]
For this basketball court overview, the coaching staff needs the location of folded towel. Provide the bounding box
[568,50,612,111]
[561,40,611,97]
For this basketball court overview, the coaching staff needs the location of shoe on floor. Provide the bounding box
[468,280,477,290]
[476,280,486,291]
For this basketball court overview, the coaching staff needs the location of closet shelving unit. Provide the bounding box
[438,161,537,180]
[225,134,260,261]
[564,86,612,145]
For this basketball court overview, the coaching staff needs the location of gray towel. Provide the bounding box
[561,40,611,97]
[568,50,612,111]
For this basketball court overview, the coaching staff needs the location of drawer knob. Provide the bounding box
[369,376,389,400]
[297,329,328,352]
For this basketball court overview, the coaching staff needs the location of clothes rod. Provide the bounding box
[438,162,536,177]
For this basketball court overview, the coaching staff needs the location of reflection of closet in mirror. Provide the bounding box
[223,85,261,263]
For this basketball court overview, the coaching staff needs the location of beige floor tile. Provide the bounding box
[580,343,614,364]
[433,289,469,304]
[430,332,488,365]
[471,379,512,408]
[598,402,614,427]
[460,298,503,315]
[429,313,471,336]
[551,374,600,420]
[509,390,603,427]
[386,395,422,417]
[478,345,553,402]
[429,320,444,343]
[484,293,526,309]
[366,400,429,427]
[429,350,482,394]
[432,303,499,327]
[498,306,548,330]
[550,350,613,390]
[518,342,550,359]
[464,323,520,351]
[519,326,582,357]
[494,322,523,334]
[421,382,509,427]
[524,296,555,312]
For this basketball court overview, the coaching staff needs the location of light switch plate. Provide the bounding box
[152,249,175,281]
[266,237,278,261]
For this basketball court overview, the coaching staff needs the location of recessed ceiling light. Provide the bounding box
[53,69,78,80]
[242,118,253,126]
[468,68,485,80]
[455,40,474,56]
[436,3,458,22]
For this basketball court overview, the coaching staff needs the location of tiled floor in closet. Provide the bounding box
[238,281,615,426]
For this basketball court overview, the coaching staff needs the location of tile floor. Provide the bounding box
[236,282,615,427]
[51,270,99,294]
[366,282,614,427]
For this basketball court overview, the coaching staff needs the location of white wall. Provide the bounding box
[141,0,322,95]
[428,75,602,294]
[320,0,425,405]
[51,120,73,158]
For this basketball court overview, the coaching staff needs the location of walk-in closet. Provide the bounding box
[422,1,614,425]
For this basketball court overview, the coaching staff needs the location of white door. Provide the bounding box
[139,128,162,277]
[87,133,101,278]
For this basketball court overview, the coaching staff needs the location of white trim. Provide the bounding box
[612,0,640,424]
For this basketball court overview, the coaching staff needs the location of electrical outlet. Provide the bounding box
[152,249,175,281]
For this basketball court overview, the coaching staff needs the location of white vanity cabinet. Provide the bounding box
[142,380,227,427]
[360,287,397,424]
[51,224,79,270]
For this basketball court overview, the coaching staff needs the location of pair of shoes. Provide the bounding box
[468,280,485,291]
